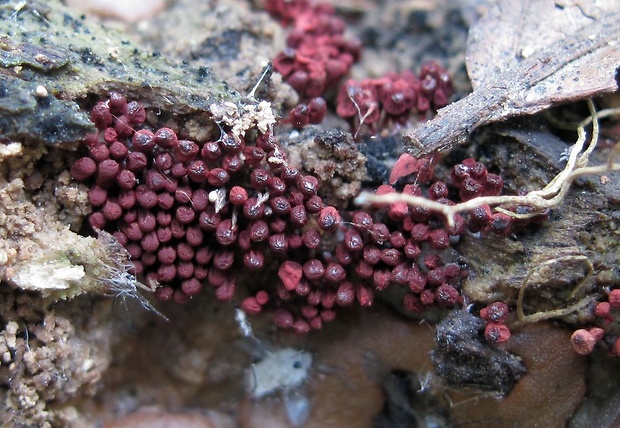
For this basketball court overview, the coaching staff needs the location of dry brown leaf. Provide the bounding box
[403,0,620,156]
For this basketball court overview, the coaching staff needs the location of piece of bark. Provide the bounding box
[403,0,620,157]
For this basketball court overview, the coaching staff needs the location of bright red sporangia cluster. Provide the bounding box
[268,0,361,130]
[267,0,453,135]
[479,301,511,344]
[269,0,361,101]
[71,93,525,334]
[74,93,347,327]
[336,64,453,133]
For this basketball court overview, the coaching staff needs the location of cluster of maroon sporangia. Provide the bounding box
[479,302,511,344]
[268,0,453,132]
[70,93,526,334]
[268,0,360,130]
[336,63,453,132]
[269,0,361,102]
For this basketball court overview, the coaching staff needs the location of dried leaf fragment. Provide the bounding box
[403,0,620,157]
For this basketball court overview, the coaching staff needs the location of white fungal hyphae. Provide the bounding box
[209,188,227,213]
[246,348,312,398]
[96,230,168,320]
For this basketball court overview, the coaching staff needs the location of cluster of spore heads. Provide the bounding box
[267,0,453,135]
[72,93,346,316]
[71,94,525,333]
[479,302,511,343]
[336,64,453,131]
[268,0,360,130]
[269,0,362,101]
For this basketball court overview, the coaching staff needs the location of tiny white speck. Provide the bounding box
[35,85,48,98]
